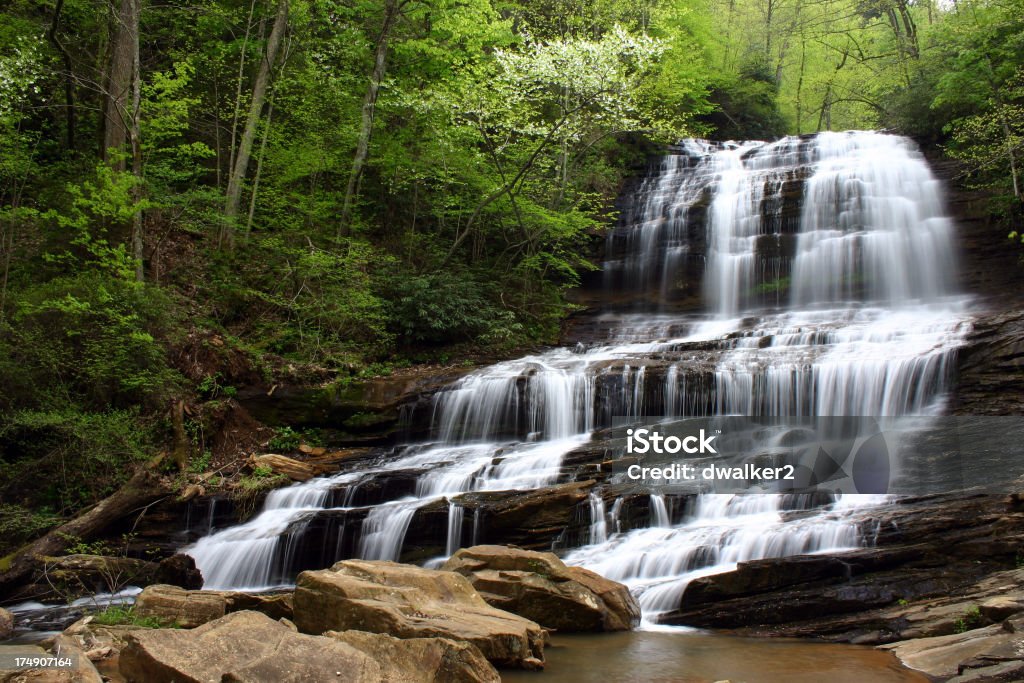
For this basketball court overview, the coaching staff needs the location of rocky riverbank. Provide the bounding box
[0,546,643,682]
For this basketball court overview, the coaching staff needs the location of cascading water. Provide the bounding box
[186,131,971,626]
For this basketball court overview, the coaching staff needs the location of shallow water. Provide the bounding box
[501,631,929,683]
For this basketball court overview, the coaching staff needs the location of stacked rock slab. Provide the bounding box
[119,610,499,683]
[293,559,546,669]
[443,544,641,632]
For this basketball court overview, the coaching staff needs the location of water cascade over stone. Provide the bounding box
[187,131,971,625]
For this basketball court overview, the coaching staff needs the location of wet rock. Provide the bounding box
[0,607,12,639]
[953,310,1024,415]
[327,630,499,683]
[33,555,161,595]
[133,585,293,628]
[293,559,546,669]
[119,610,383,683]
[443,545,640,631]
[455,481,595,551]
[659,493,1024,641]
[156,553,203,589]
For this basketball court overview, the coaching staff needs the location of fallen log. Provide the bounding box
[0,460,172,601]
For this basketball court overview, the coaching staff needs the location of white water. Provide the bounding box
[186,131,971,626]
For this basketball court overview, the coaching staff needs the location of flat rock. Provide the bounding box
[293,559,546,669]
[133,584,292,628]
[879,624,1024,679]
[327,630,499,683]
[119,611,382,683]
[443,545,640,631]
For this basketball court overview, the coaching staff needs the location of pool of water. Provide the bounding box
[502,631,928,683]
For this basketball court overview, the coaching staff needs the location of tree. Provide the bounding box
[222,0,290,250]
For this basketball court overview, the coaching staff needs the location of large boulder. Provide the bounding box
[293,559,546,669]
[443,545,640,632]
[120,610,498,683]
[328,630,498,683]
[133,584,292,628]
[121,610,378,683]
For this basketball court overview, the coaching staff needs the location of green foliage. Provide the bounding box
[189,450,213,474]
[1,271,178,409]
[197,373,236,400]
[0,504,61,555]
[384,270,519,345]
[0,408,157,511]
[233,466,290,518]
[752,275,791,295]
[268,427,300,453]
[953,606,984,633]
[92,605,178,629]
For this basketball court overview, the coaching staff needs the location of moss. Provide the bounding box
[92,605,179,629]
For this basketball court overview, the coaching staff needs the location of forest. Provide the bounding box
[0,0,1022,541]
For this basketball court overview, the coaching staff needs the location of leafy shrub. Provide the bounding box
[0,504,61,555]
[92,605,177,628]
[268,427,300,452]
[384,270,515,345]
[0,271,179,411]
[0,408,158,511]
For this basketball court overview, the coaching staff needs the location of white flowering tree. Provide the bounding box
[443,26,666,270]
[0,35,46,319]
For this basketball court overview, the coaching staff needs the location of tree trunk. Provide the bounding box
[246,93,276,238]
[48,0,76,150]
[338,0,402,238]
[129,0,144,282]
[102,0,135,167]
[223,0,289,251]
[0,463,172,599]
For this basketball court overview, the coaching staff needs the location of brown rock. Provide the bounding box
[133,584,225,628]
[879,624,1021,679]
[293,559,546,669]
[155,553,203,590]
[119,611,383,683]
[132,585,292,628]
[443,545,640,631]
[454,481,595,551]
[0,606,12,640]
[979,596,1024,622]
[178,483,204,501]
[35,555,161,594]
[327,630,500,683]
[49,634,104,683]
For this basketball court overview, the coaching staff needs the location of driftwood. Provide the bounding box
[0,461,172,600]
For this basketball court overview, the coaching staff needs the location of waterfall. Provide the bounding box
[649,494,671,527]
[185,131,971,625]
[589,492,608,544]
